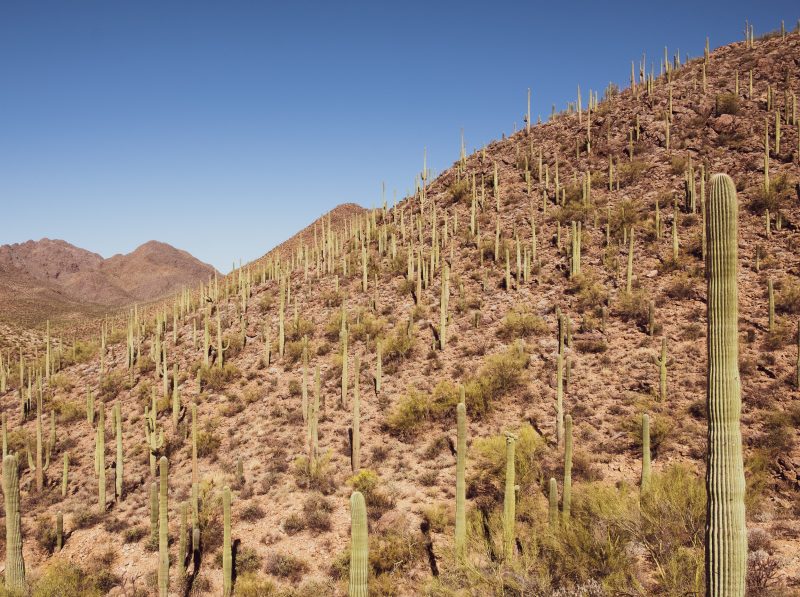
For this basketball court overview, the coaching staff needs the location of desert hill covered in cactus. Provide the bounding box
[1,22,800,597]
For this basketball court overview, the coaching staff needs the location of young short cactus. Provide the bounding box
[3,455,25,593]
[548,477,558,527]
[768,279,775,332]
[61,452,69,498]
[705,173,746,595]
[349,491,369,597]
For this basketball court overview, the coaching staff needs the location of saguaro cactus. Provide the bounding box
[705,173,746,596]
[641,414,651,492]
[351,355,361,473]
[654,338,668,401]
[563,415,573,520]
[158,457,169,597]
[548,477,558,527]
[349,491,368,597]
[223,485,232,597]
[97,402,106,511]
[502,433,516,561]
[56,511,63,552]
[455,401,467,562]
[3,455,25,593]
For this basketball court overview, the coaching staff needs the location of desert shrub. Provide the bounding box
[34,515,58,554]
[575,338,608,353]
[749,174,793,215]
[197,363,240,392]
[715,92,739,115]
[350,312,386,342]
[775,277,800,315]
[283,340,305,366]
[666,272,695,300]
[99,370,127,399]
[303,493,333,532]
[287,317,315,342]
[747,550,781,594]
[196,429,221,458]
[369,528,424,575]
[634,464,705,594]
[616,161,649,187]
[32,561,102,597]
[616,289,650,328]
[623,413,673,456]
[293,452,336,494]
[234,573,278,597]
[239,501,265,522]
[124,525,148,543]
[348,469,395,519]
[568,273,609,312]
[265,552,308,582]
[498,307,548,339]
[50,398,83,423]
[468,423,546,507]
[197,481,224,553]
[449,177,470,203]
[386,345,529,437]
[382,325,415,364]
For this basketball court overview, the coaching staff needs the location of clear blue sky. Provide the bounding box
[0,1,796,272]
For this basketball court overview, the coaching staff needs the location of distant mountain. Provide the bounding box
[0,238,218,325]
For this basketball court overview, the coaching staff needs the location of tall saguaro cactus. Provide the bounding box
[454,401,467,562]
[502,433,516,561]
[641,414,651,492]
[223,485,232,597]
[563,415,573,520]
[705,173,746,596]
[3,455,25,593]
[349,491,368,597]
[158,457,169,597]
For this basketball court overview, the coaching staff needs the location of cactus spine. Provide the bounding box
[455,400,467,562]
[349,491,369,597]
[502,433,516,561]
[3,455,25,593]
[563,414,573,521]
[705,173,746,596]
[158,457,169,597]
[223,485,232,597]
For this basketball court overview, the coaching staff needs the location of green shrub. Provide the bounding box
[348,469,395,519]
[498,307,548,339]
[265,552,308,582]
[197,363,240,391]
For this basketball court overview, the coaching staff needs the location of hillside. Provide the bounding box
[0,239,218,327]
[1,25,799,597]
